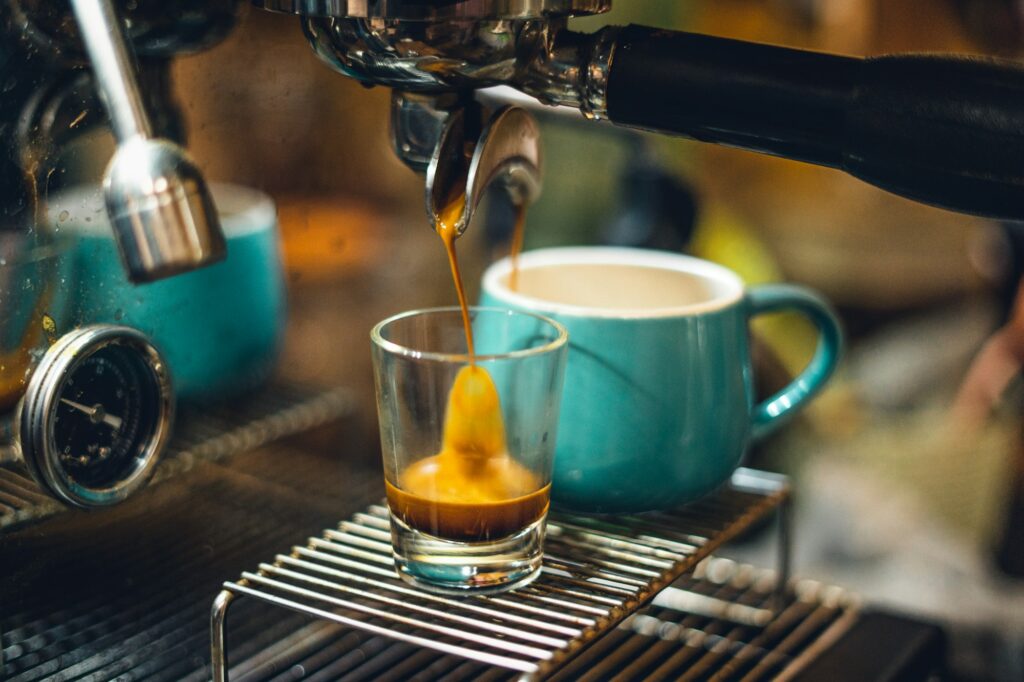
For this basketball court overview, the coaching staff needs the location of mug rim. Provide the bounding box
[371,306,568,364]
[483,246,745,319]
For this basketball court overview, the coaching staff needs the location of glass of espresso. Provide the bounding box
[371,307,567,593]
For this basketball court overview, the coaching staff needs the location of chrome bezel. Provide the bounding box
[17,325,174,508]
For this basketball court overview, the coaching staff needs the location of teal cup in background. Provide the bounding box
[479,247,842,513]
[48,184,286,402]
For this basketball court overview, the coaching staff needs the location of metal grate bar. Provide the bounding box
[234,572,556,659]
[254,564,570,648]
[540,558,859,682]
[274,555,583,637]
[5,495,326,681]
[213,468,789,681]
[204,564,858,680]
[223,582,541,673]
[2,453,385,682]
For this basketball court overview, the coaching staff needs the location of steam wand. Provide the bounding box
[70,0,225,282]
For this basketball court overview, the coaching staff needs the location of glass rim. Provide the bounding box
[371,306,568,363]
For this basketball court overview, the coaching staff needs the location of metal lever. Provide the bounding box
[426,105,542,237]
[70,0,225,282]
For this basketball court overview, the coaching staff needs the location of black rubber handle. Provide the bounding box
[606,25,1024,220]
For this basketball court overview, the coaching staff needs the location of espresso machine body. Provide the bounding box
[2,0,1022,678]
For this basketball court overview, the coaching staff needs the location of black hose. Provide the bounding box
[606,25,1024,220]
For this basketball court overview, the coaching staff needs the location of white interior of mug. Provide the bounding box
[483,247,745,319]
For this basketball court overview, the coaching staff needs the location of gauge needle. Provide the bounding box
[60,398,123,430]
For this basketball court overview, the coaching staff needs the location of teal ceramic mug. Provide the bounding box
[49,184,286,402]
[479,247,842,512]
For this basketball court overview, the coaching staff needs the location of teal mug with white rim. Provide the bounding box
[49,183,286,402]
[479,247,842,512]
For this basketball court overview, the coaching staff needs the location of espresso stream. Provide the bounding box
[385,195,547,543]
[436,193,475,356]
[508,205,526,292]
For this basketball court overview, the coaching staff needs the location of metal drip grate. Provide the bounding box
[213,469,791,681]
[4,440,865,682]
[550,558,860,681]
[0,383,354,531]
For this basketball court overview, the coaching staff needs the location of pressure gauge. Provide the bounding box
[17,325,174,508]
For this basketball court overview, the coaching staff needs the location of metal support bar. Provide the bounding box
[210,589,235,682]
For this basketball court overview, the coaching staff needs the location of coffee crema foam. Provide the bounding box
[504,262,721,310]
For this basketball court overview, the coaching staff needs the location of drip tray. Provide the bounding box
[213,469,791,680]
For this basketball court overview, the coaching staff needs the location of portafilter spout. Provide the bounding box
[426,104,542,238]
[70,0,225,283]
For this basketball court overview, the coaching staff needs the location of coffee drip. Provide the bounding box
[508,206,526,292]
[436,191,475,357]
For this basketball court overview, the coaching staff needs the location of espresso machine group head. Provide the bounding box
[256,0,1024,227]
[6,0,1024,277]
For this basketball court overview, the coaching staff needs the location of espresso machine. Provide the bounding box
[7,0,1024,260]
[6,0,1024,509]
[2,0,1024,679]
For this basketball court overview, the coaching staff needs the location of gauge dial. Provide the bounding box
[19,326,173,507]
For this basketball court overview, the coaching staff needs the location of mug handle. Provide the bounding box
[747,284,843,440]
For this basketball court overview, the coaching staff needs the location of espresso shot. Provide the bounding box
[372,308,567,593]
[384,361,550,543]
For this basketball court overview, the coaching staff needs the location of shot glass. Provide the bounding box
[371,307,568,594]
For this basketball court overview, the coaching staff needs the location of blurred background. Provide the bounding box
[7,0,1024,678]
